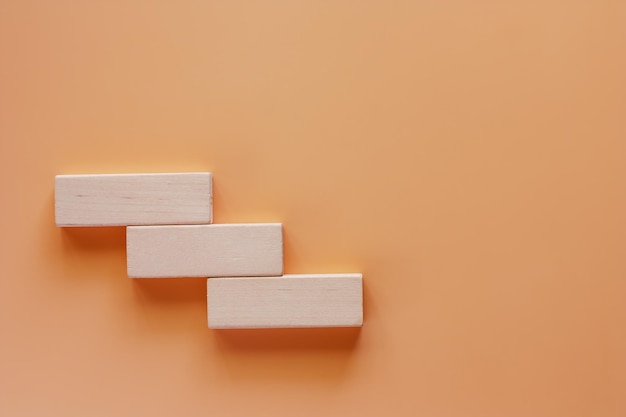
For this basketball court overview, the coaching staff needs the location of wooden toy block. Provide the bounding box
[207,274,363,328]
[55,173,212,227]
[126,223,283,278]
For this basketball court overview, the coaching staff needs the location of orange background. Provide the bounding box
[1,2,626,416]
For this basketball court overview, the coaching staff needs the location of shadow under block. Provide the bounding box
[207,274,363,329]
[55,173,212,226]
[127,223,283,278]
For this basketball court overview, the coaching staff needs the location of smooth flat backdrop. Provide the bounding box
[1,2,625,416]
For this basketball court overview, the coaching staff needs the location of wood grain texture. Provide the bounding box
[127,223,283,278]
[207,274,363,329]
[55,173,212,226]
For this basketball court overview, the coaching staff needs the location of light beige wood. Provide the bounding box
[55,172,212,227]
[207,274,363,328]
[127,223,283,278]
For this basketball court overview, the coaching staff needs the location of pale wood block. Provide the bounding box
[127,223,283,278]
[55,173,212,227]
[207,274,363,329]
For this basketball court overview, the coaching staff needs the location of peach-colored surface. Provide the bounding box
[1,2,625,416]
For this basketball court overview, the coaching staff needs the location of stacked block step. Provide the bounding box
[127,224,283,278]
[208,274,363,329]
[55,173,213,226]
[55,172,363,329]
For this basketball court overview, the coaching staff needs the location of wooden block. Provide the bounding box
[55,173,212,226]
[207,274,363,328]
[127,223,283,278]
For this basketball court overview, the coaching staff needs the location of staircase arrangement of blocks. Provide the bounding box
[55,172,363,329]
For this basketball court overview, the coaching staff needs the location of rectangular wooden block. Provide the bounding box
[127,223,283,278]
[207,274,363,329]
[55,172,212,226]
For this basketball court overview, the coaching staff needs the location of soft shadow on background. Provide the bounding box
[209,326,364,385]
[60,226,127,251]
[213,326,362,351]
[132,278,207,305]
[57,225,128,282]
